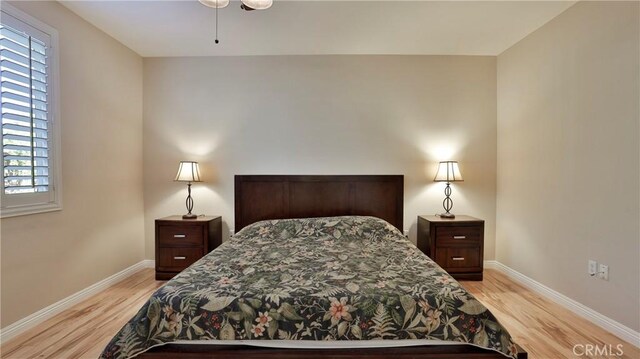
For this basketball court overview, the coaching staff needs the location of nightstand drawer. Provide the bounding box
[158,225,204,247]
[417,215,484,280]
[157,247,204,270]
[435,247,481,272]
[436,226,482,246]
[155,216,222,280]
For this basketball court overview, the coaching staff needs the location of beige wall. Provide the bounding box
[0,1,144,327]
[143,55,497,258]
[497,1,639,331]
[2,0,637,340]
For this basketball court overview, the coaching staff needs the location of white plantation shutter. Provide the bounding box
[1,5,61,217]
[1,25,50,193]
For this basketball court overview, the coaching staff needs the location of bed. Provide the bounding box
[101,175,527,359]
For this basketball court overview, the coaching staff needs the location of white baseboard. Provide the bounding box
[2,258,637,348]
[484,260,640,348]
[0,259,155,344]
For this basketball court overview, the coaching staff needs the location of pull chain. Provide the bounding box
[214,2,219,44]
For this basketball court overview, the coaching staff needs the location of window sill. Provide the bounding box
[1,203,63,218]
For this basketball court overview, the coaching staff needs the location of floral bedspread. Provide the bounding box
[101,216,518,359]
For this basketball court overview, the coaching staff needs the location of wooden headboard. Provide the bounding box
[234,175,404,232]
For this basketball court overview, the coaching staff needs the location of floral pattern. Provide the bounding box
[100,216,518,359]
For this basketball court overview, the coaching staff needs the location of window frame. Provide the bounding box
[0,3,62,218]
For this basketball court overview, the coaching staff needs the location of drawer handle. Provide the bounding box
[174,256,187,260]
[453,235,467,239]
[173,234,186,238]
[452,257,465,261]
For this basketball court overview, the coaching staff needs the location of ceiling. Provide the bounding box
[60,0,575,57]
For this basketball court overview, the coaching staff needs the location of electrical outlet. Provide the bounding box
[588,260,597,276]
[403,229,409,237]
[598,264,609,281]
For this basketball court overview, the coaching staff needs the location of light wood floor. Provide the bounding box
[1,268,637,359]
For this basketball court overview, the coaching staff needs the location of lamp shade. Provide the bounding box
[241,0,273,10]
[175,161,202,182]
[434,161,463,182]
[199,0,230,8]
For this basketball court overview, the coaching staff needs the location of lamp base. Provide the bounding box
[438,213,456,219]
[182,213,198,219]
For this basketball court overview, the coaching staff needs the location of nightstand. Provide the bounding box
[155,216,222,280]
[417,215,484,281]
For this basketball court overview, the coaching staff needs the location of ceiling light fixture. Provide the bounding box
[198,0,229,9]
[199,0,272,44]
[240,0,273,11]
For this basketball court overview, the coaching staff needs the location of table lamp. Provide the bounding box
[175,161,202,219]
[434,161,463,218]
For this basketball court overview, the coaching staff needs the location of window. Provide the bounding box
[1,4,61,217]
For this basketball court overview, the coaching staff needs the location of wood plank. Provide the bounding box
[462,270,639,359]
[1,269,163,359]
[1,269,637,358]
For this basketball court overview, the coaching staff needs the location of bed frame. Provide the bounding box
[235,175,404,232]
[140,343,527,358]
[140,175,527,359]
